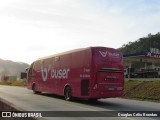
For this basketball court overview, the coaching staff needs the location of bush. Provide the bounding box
[11,80,26,87]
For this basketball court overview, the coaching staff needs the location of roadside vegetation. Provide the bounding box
[0,79,160,102]
[0,80,26,87]
[124,80,160,102]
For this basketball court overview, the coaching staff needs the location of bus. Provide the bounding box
[26,47,124,101]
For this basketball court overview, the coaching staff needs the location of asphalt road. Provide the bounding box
[0,85,160,120]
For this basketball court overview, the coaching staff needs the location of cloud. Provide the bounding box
[0,0,160,63]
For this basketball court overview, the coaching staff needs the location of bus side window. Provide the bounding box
[28,63,34,79]
[28,68,33,78]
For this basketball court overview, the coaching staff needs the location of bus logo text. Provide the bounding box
[99,51,120,57]
[41,64,70,81]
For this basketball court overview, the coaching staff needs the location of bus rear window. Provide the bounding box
[98,68,123,73]
[93,48,122,63]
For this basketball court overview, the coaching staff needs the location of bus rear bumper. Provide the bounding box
[89,91,124,99]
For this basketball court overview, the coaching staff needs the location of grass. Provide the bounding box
[0,80,26,87]
[11,80,26,87]
[124,80,160,101]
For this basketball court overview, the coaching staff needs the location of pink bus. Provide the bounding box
[26,47,124,100]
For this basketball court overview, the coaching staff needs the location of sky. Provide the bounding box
[0,0,160,64]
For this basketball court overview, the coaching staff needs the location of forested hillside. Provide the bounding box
[119,32,160,54]
[0,59,29,77]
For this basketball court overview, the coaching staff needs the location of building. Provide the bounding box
[123,48,160,78]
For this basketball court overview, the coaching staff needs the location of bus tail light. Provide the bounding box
[93,84,98,90]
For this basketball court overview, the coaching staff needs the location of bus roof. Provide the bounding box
[37,47,90,61]
[37,46,116,61]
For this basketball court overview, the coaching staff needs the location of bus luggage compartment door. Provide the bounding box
[81,79,89,96]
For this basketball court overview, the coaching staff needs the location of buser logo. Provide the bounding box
[41,64,70,82]
[99,51,120,57]
[99,51,108,57]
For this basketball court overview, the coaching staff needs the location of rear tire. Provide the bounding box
[88,98,98,102]
[32,84,41,94]
[64,87,72,101]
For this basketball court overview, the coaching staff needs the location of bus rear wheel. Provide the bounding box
[32,84,41,94]
[88,98,98,102]
[64,87,72,101]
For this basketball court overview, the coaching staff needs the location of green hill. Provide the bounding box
[119,32,160,54]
